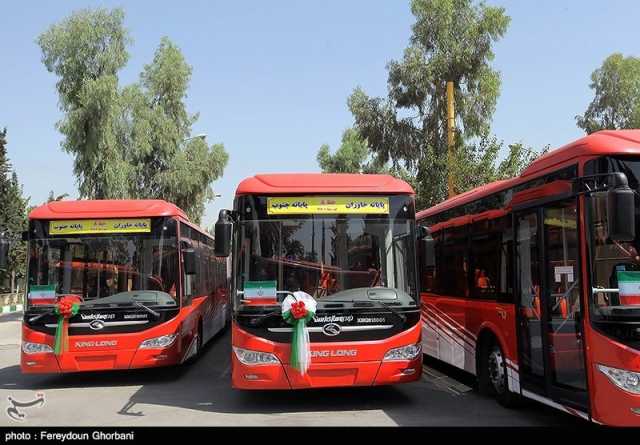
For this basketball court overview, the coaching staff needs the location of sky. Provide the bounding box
[2,0,640,228]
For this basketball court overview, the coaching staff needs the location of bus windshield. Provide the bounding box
[26,217,179,307]
[588,156,640,332]
[236,217,417,304]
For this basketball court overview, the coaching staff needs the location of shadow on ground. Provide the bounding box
[0,325,586,426]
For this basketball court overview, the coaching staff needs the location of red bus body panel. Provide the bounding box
[236,173,415,196]
[21,297,206,373]
[28,199,188,220]
[421,295,517,375]
[231,322,421,389]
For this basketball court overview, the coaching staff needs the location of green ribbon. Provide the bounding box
[53,303,80,355]
[283,309,315,372]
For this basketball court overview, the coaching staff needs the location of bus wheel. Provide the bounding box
[480,340,520,408]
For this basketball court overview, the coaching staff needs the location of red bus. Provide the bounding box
[417,130,640,426]
[214,174,422,389]
[17,199,229,373]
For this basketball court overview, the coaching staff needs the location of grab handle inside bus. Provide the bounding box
[215,209,233,257]
[607,172,635,242]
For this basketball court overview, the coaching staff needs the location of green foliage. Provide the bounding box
[0,129,29,290]
[38,8,131,199]
[348,0,524,208]
[317,128,381,173]
[577,53,640,134]
[453,136,548,191]
[38,8,229,223]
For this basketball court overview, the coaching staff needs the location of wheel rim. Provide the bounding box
[488,345,507,395]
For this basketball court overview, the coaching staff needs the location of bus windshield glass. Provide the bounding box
[588,156,640,331]
[26,217,179,307]
[236,217,417,304]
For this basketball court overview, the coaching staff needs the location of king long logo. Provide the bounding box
[88,320,105,331]
[322,323,341,336]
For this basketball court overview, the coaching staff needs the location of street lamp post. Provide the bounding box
[183,134,207,143]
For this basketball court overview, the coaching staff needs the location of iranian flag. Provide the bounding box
[617,271,640,305]
[244,280,278,305]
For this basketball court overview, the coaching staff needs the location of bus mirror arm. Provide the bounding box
[417,225,436,268]
[214,209,233,258]
[577,172,635,242]
[183,248,197,275]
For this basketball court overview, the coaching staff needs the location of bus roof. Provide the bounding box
[29,199,189,220]
[235,173,415,196]
[417,129,640,220]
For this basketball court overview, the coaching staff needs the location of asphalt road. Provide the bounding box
[0,312,584,426]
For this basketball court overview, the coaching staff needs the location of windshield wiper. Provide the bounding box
[133,301,160,319]
[28,308,56,323]
[362,299,407,323]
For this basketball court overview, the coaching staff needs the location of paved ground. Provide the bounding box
[0,312,584,426]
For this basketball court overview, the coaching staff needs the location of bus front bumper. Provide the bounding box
[231,322,422,389]
[20,325,185,373]
[231,356,422,390]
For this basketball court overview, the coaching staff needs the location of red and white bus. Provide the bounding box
[417,129,640,426]
[214,174,422,389]
[17,199,229,373]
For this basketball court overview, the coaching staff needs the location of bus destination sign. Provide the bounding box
[267,196,389,215]
[49,218,152,235]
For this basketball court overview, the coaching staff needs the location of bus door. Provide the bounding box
[515,199,589,412]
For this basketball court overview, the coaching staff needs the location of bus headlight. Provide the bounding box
[383,343,422,361]
[598,364,640,394]
[22,342,54,354]
[233,346,280,365]
[139,334,178,349]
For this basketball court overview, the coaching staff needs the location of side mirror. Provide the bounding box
[421,237,436,268]
[417,225,436,268]
[0,235,8,270]
[607,172,636,242]
[183,248,197,275]
[214,210,233,257]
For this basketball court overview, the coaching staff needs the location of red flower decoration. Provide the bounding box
[56,297,77,318]
[290,301,308,319]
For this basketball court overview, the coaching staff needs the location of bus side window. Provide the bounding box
[441,225,469,298]
[470,215,513,302]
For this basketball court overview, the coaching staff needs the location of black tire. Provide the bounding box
[478,338,521,408]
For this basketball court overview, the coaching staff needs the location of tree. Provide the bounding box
[317,128,380,173]
[38,8,131,199]
[348,0,516,208]
[0,129,29,293]
[125,38,229,221]
[577,53,640,134]
[453,137,548,190]
[38,8,229,223]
